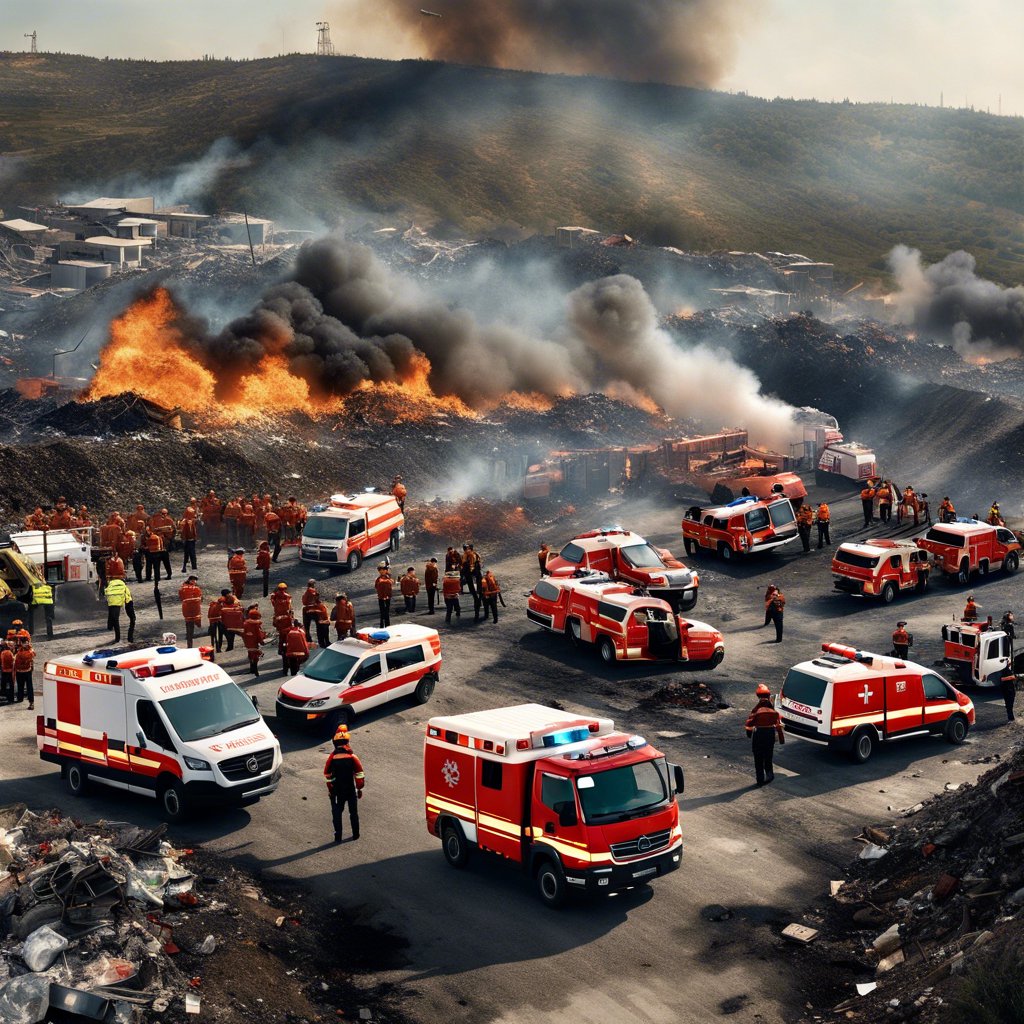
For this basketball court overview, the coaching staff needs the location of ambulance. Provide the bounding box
[916,520,1021,583]
[777,642,974,764]
[682,495,798,560]
[300,492,404,571]
[544,529,699,611]
[831,539,930,602]
[38,645,282,821]
[275,624,441,730]
[941,621,1023,688]
[424,704,685,907]
[527,574,724,667]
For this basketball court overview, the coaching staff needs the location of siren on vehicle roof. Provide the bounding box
[368,630,391,643]
[726,496,758,507]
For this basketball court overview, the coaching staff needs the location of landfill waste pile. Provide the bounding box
[640,680,727,713]
[0,805,407,1024]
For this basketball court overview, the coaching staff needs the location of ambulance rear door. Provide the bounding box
[883,672,924,736]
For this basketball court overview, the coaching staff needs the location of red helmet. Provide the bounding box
[756,683,771,697]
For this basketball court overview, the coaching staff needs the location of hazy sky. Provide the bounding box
[7,0,1023,113]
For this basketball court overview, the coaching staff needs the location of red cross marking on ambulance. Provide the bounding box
[859,684,874,704]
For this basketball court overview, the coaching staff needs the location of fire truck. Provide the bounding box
[424,703,685,907]
[38,645,282,821]
[544,529,698,611]
[831,539,930,603]
[777,642,974,763]
[916,520,1021,584]
[300,492,404,571]
[682,495,798,560]
[527,574,724,667]
[941,621,1023,688]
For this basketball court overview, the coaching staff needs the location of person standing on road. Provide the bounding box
[264,507,282,562]
[442,571,461,625]
[816,502,831,548]
[876,481,893,523]
[207,592,224,658]
[228,549,248,599]
[745,684,785,785]
[1001,611,1016,648]
[179,508,199,573]
[445,546,462,574]
[14,638,35,709]
[391,476,407,513]
[312,595,331,650]
[375,565,393,628]
[105,577,136,644]
[538,542,550,576]
[301,580,320,640]
[424,558,439,614]
[1001,666,1018,723]
[256,541,271,597]
[324,726,365,844]
[938,496,956,524]
[285,618,310,676]
[242,606,268,677]
[963,595,979,622]
[796,504,813,552]
[480,568,501,623]
[860,482,877,528]
[892,621,910,660]
[767,588,785,643]
[178,575,203,649]
[400,567,420,614]
[762,584,777,628]
[0,640,14,704]
[331,593,356,639]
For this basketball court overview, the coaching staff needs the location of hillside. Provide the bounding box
[1,52,1023,283]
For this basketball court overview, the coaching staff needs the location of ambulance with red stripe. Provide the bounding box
[276,624,441,731]
[682,495,798,561]
[424,704,685,907]
[38,645,282,821]
[300,492,405,571]
[777,642,974,764]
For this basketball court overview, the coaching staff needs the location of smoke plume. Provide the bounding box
[889,245,1024,360]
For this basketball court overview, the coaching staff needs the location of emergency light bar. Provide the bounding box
[820,642,875,665]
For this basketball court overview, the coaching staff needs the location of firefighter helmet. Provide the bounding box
[755,683,771,697]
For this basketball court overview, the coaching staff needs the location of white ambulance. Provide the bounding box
[38,645,282,821]
[300,492,405,571]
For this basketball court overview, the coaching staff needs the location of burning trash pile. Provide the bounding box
[414,499,534,548]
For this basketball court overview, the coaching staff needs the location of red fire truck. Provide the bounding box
[831,539,930,603]
[527,574,724,666]
[916,520,1021,584]
[941,621,1023,688]
[777,642,974,763]
[424,703,685,907]
[682,495,798,560]
[544,529,698,611]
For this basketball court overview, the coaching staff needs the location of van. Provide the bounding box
[300,492,404,571]
[682,496,797,560]
[831,539,930,602]
[916,521,1021,583]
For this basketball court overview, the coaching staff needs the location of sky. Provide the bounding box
[7,0,1024,114]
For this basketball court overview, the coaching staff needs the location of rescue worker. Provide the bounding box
[988,502,1004,527]
[264,507,282,562]
[144,527,171,582]
[274,606,293,674]
[0,640,14,703]
[445,546,462,574]
[1001,610,1016,645]
[201,491,223,536]
[242,606,268,676]
[99,512,123,552]
[312,595,331,649]
[538,543,550,576]
[442,571,461,624]
[1001,664,1018,723]
[876,481,893,523]
[49,499,73,530]
[284,497,306,542]
[14,638,35,709]
[963,595,979,622]
[468,544,483,595]
[331,593,356,639]
[223,496,242,548]
[28,578,54,641]
[125,503,147,538]
[460,544,475,595]
[860,481,876,528]
[745,683,785,786]
[24,507,46,531]
[116,528,140,583]
[391,475,407,513]
[816,502,831,548]
[149,508,176,553]
[271,581,292,620]
[796,503,813,552]
[902,486,920,528]
[7,620,29,645]
[763,584,778,628]
[178,575,203,648]
[324,726,364,843]
[300,580,321,640]
[424,558,439,614]
[892,621,910,660]
[256,541,271,597]
[375,565,393,628]
[767,588,785,643]
[938,496,956,524]
[480,568,501,624]
[179,507,199,573]
[238,502,256,548]
[220,591,244,651]
[105,577,136,644]
[918,493,931,525]
[228,548,248,599]
[285,618,310,676]
[105,549,126,582]
[400,567,420,614]
[207,591,224,656]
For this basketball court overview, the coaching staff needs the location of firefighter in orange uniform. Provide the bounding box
[424,558,439,614]
[14,638,35,709]
[375,565,393,628]
[767,588,785,643]
[400,567,420,614]
[480,568,501,624]
[242,606,268,676]
[301,580,320,641]
[223,496,242,548]
[125,504,147,537]
[312,595,331,649]
[238,503,256,549]
[228,548,248,599]
[270,581,292,619]
[796,503,814,552]
[763,584,778,627]
[876,481,893,523]
[24,507,46,531]
[331,594,356,639]
[892,621,910,660]
[105,550,126,582]
[178,575,203,648]
[274,608,293,674]
[445,546,461,573]
[860,482,876,528]
[745,683,784,786]
[939,496,956,524]
[207,593,224,656]
[963,596,979,622]
[816,502,831,548]
[201,491,223,536]
[99,513,123,552]
[264,508,282,561]
[0,640,14,703]
[220,590,244,651]
[49,499,73,530]
[149,508,176,553]
[537,542,550,576]
[179,507,199,573]
[144,527,171,582]
[117,529,141,583]
[256,541,271,597]
[285,619,310,676]
[391,476,407,512]
[324,726,365,843]
[442,571,461,625]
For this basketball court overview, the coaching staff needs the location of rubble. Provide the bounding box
[639,680,727,713]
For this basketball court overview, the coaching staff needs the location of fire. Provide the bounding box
[417,499,531,544]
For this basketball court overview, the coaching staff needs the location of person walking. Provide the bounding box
[256,541,271,597]
[460,544,476,595]
[876,481,893,523]
[767,588,785,643]
[963,595,979,622]
[860,482,876,528]
[220,591,244,651]
[301,580,320,640]
[105,577,136,644]
[796,504,813,552]
[207,592,224,658]
[816,502,831,548]
[264,508,282,562]
[178,575,203,649]
[242,606,268,677]
[1001,666,1018,723]
[285,619,310,676]
[892,621,910,660]
[762,584,778,628]
[375,565,393,628]
[312,595,331,650]
[14,638,36,710]
[0,640,14,704]
[745,684,785,786]
[400,567,420,614]
[228,549,248,599]
[424,558,439,614]
[323,726,365,843]
[537,543,550,576]
[442,571,461,625]
[331,594,356,640]
[179,508,199,573]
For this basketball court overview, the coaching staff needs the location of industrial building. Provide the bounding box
[50,260,112,291]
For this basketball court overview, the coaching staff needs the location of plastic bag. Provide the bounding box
[0,973,50,1024]
[22,924,68,972]
[198,935,216,955]
[82,956,137,988]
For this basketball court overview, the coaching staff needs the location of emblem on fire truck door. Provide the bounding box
[441,759,460,788]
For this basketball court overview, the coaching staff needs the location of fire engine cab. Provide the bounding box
[38,645,282,821]
[682,495,798,560]
[275,624,441,730]
[544,529,698,611]
[831,539,930,602]
[942,621,1023,688]
[527,574,724,667]
[300,492,404,571]
[916,520,1021,584]
[424,704,685,907]
[777,642,974,763]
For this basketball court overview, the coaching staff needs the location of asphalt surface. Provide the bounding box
[0,485,1019,1024]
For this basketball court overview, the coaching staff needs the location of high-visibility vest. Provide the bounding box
[105,580,132,607]
[32,582,53,606]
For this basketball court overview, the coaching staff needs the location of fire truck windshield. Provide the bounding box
[302,516,349,541]
[159,683,260,742]
[558,542,585,564]
[619,543,665,569]
[303,648,361,683]
[576,757,670,823]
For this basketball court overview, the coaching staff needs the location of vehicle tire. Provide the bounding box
[441,821,471,868]
[389,530,400,553]
[718,543,733,562]
[65,761,89,797]
[958,559,970,585]
[567,619,582,648]
[880,582,896,605]
[710,649,725,668]
[979,560,990,578]
[346,549,362,573]
[12,902,62,940]
[944,713,968,745]
[159,780,188,823]
[535,858,568,909]
[414,673,437,704]
[1005,552,1020,574]
[849,728,875,764]
[683,538,694,557]
[598,636,616,664]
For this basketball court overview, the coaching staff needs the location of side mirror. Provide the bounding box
[672,763,685,795]
[554,801,578,828]
[251,695,259,709]
[135,730,147,749]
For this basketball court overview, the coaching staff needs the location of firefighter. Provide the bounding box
[767,588,785,643]
[179,507,199,573]
[988,502,1003,526]
[256,541,271,597]
[1000,664,1018,723]
[0,639,14,704]
[242,606,268,676]
[274,607,293,674]
[860,481,876,528]
[331,593,356,639]
[228,548,248,599]
[460,544,475,595]
[14,638,35,709]
[271,581,292,620]
[238,503,256,549]
[424,558,439,614]
[283,497,306,542]
[49,499,73,530]
[300,580,321,640]
[223,496,242,548]
[876,481,893,523]
[963,595,979,622]
[104,578,136,644]
[24,507,45,531]
[28,577,54,641]
[480,568,501,624]
[264,507,282,561]
[116,528,140,583]
[143,528,169,582]
[442,571,461,625]
[400,567,420,614]
[816,502,831,548]
[178,575,203,648]
[538,542,550,576]
[763,584,778,627]
[796,503,814,552]
[7,620,30,645]
[939,496,956,524]
[324,726,365,843]
[125,503,147,537]
[105,549,126,581]
[391,475,407,513]
[745,683,785,786]
[445,546,461,574]
[220,590,244,651]
[1001,611,1016,645]
[311,596,330,649]
[149,508,176,553]
[468,544,483,595]
[901,486,920,527]
[285,619,310,675]
[375,565,393,628]
[892,621,910,660]
[201,491,223,536]
[207,591,224,656]
[99,512,123,552]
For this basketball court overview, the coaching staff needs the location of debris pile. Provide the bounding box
[33,395,182,437]
[415,500,533,548]
[640,680,726,713]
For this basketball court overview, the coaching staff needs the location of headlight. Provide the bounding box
[306,698,329,708]
[183,757,211,771]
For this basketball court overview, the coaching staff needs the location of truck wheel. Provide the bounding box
[414,673,437,704]
[535,858,568,909]
[159,780,188,823]
[718,543,733,562]
[1005,552,1020,574]
[12,903,62,940]
[683,538,695,557]
[441,821,471,868]
[65,762,89,797]
[710,649,725,668]
[346,550,362,572]
[598,636,616,663]
[880,582,896,604]
[979,560,990,578]
[944,713,968,745]
[849,729,875,764]
[389,531,400,553]
[958,559,970,585]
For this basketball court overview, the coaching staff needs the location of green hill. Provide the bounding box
[1,52,1022,284]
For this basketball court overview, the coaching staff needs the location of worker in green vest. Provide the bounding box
[104,578,136,644]
[29,580,54,640]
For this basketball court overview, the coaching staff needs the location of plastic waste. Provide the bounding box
[198,935,216,955]
[0,973,50,1024]
[81,956,137,988]
[21,925,69,972]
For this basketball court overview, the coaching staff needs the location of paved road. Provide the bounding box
[0,487,1017,1023]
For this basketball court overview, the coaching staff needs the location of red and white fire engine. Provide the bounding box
[777,642,974,763]
[916,520,1021,584]
[38,645,282,821]
[527,574,724,667]
[831,539,930,603]
[544,529,698,611]
[300,492,405,571]
[682,495,798,560]
[941,620,1022,688]
[424,703,685,907]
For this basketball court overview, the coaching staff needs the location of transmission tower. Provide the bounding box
[315,22,335,56]
[24,31,37,53]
